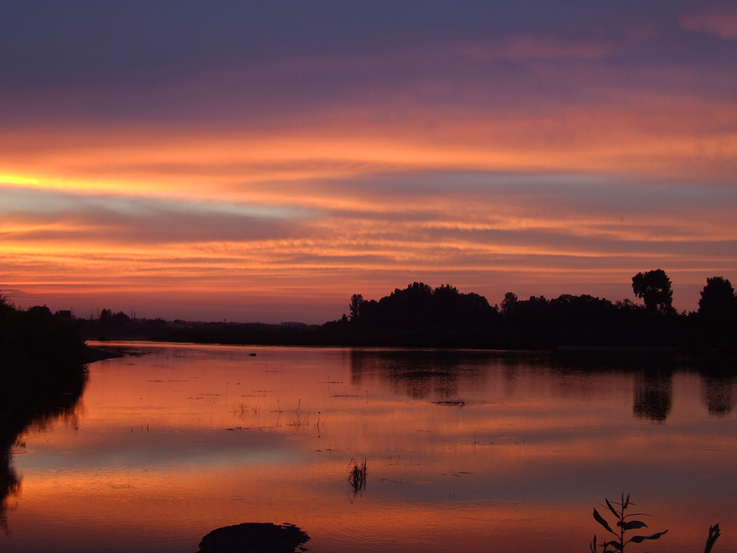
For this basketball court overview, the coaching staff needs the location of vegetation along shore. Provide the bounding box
[69,270,736,356]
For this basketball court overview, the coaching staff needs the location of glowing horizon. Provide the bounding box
[1,2,736,322]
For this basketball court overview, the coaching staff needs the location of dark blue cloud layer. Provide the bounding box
[0,0,728,87]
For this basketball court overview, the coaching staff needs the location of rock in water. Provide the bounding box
[196,522,310,553]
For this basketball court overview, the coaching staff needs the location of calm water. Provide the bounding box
[3,343,736,552]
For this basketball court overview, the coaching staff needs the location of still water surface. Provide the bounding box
[3,343,737,552]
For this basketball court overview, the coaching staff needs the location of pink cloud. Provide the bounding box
[680,2,737,39]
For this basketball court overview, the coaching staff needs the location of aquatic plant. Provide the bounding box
[590,494,721,553]
[590,494,667,552]
[347,458,367,496]
[704,524,721,553]
[289,413,311,430]
[231,402,260,419]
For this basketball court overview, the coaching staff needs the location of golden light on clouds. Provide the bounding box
[2,4,736,321]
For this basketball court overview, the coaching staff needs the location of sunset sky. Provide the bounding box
[1,1,736,323]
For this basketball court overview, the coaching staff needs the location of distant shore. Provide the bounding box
[73,281,737,357]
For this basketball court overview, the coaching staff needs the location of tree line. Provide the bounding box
[19,269,734,354]
[323,270,736,351]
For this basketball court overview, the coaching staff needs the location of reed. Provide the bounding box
[347,458,367,495]
[231,403,260,419]
[288,413,311,429]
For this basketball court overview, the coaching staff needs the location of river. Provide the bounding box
[2,343,736,552]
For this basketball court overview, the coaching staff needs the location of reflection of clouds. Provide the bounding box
[12,345,737,553]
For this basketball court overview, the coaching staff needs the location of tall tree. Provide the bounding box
[698,277,737,325]
[500,292,518,315]
[349,294,364,322]
[632,269,674,314]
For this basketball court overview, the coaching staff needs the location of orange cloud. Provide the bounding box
[2,28,736,320]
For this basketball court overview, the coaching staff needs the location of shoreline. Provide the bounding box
[84,344,126,363]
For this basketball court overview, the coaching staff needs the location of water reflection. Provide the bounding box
[0,452,20,535]
[350,349,695,422]
[0,367,87,533]
[4,344,736,553]
[350,350,490,399]
[633,369,673,422]
[701,374,735,416]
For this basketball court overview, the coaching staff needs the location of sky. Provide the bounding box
[1,0,736,323]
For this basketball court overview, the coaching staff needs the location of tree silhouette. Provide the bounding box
[698,277,737,326]
[500,292,518,315]
[349,294,364,322]
[632,270,674,314]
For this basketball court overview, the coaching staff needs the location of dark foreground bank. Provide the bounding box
[0,297,90,532]
[195,523,310,553]
[0,298,89,414]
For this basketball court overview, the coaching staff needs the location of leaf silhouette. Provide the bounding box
[593,508,617,536]
[605,498,619,519]
[628,530,668,543]
[620,520,648,530]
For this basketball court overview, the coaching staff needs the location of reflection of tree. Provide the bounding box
[349,350,488,400]
[633,369,673,422]
[0,452,20,534]
[701,374,734,417]
[0,369,87,534]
